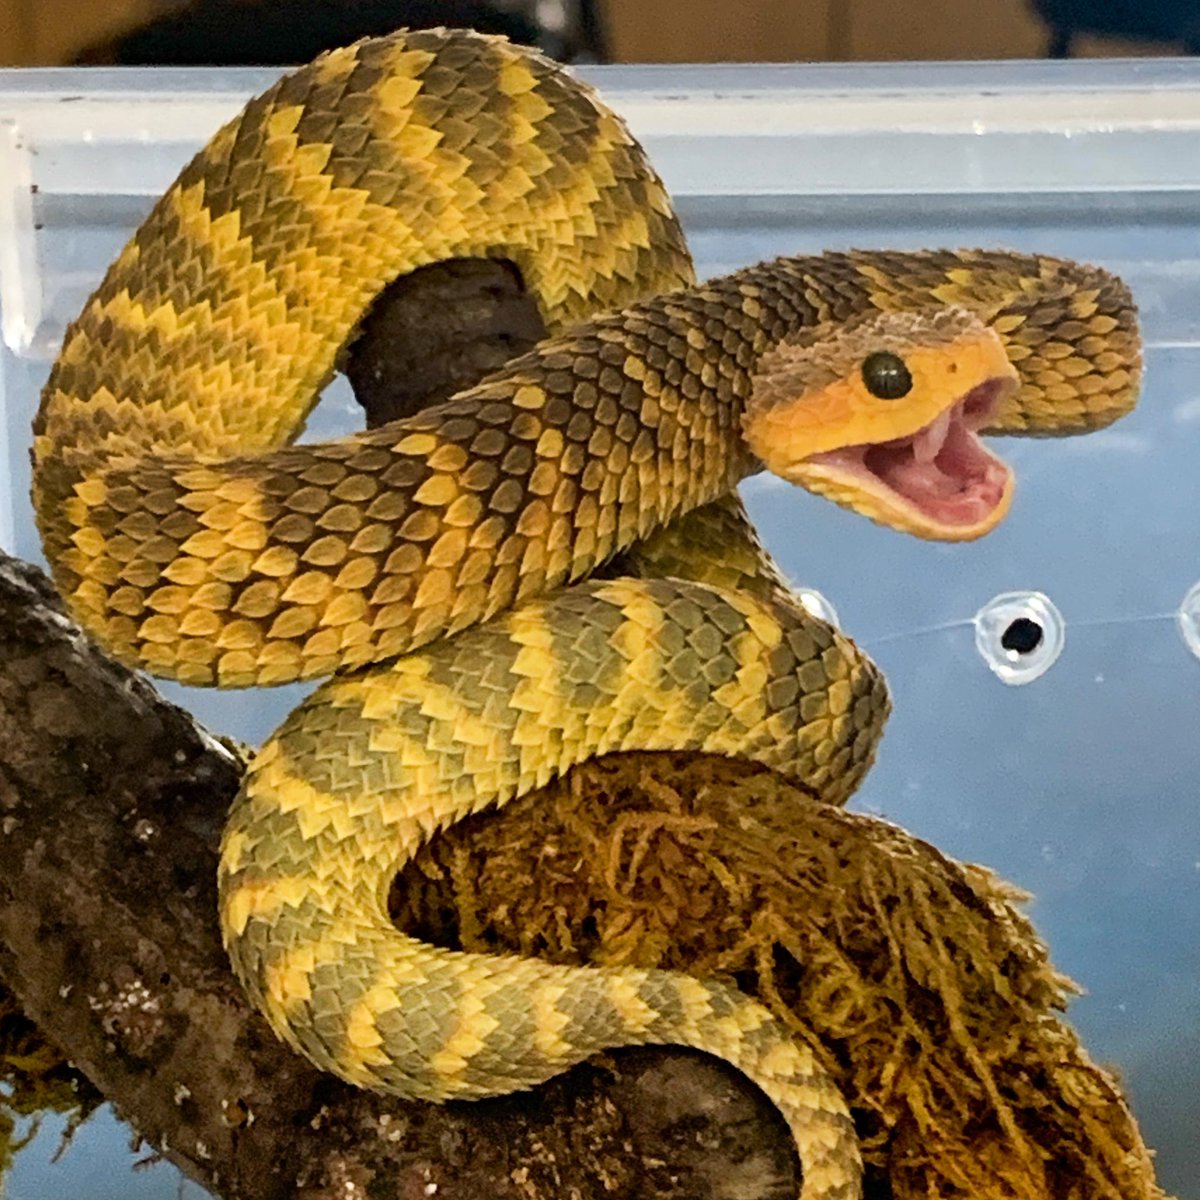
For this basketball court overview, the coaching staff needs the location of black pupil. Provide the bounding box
[861,351,913,400]
[1001,618,1044,655]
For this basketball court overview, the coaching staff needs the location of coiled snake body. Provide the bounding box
[32,28,1141,1199]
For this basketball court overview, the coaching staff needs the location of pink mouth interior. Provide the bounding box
[808,378,1011,528]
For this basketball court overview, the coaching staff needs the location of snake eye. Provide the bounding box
[861,351,912,400]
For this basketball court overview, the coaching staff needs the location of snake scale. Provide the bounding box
[32,27,1141,1199]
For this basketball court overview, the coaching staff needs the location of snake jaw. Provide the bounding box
[744,320,1021,541]
[788,375,1017,541]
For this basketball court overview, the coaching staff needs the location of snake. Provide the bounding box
[31,26,1142,1200]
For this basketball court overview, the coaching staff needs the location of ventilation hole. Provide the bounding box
[974,592,1065,685]
[1000,617,1044,655]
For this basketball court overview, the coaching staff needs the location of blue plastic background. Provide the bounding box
[0,58,1197,1198]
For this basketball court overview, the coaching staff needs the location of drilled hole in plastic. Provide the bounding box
[974,592,1064,685]
[1000,617,1044,655]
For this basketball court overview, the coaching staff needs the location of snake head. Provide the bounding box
[742,308,1019,541]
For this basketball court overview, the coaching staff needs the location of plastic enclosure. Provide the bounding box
[1,58,1199,1199]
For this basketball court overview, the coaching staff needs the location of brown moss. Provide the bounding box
[392,751,1167,1200]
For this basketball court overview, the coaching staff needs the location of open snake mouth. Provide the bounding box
[744,318,1023,542]
[793,376,1015,538]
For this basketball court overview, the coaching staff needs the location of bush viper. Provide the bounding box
[31,26,1141,1200]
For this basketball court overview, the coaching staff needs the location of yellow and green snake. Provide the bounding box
[31,27,1142,1200]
